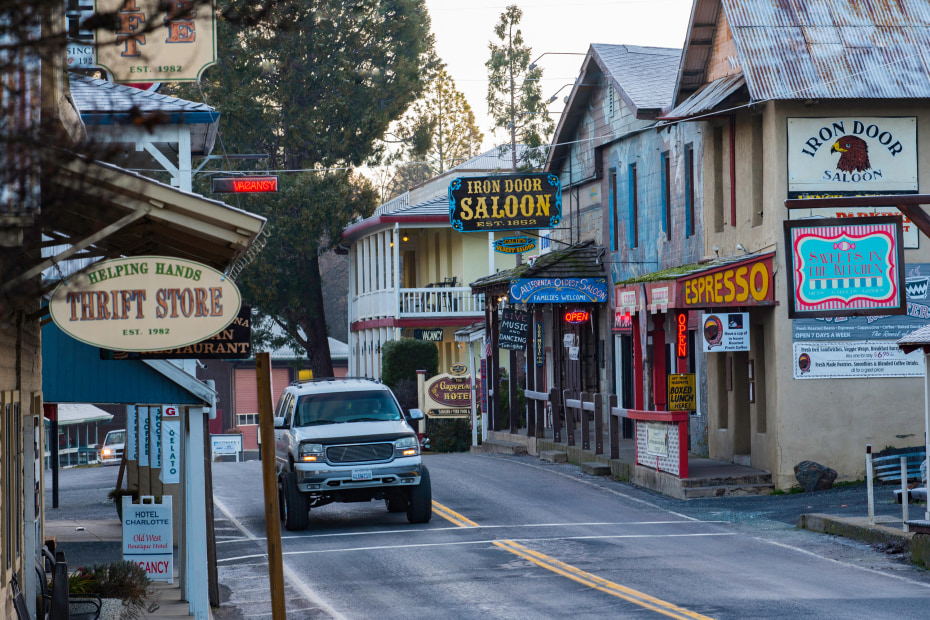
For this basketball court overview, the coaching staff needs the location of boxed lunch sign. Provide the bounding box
[49,256,241,351]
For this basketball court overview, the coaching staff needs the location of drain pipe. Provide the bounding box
[729,115,737,227]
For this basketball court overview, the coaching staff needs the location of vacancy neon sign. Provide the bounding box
[211,176,279,194]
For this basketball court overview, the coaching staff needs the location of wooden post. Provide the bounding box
[581,391,590,451]
[608,394,619,459]
[594,393,603,455]
[550,387,562,444]
[256,352,286,620]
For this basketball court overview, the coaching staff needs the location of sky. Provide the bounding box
[423,0,696,151]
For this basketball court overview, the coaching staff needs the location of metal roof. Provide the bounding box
[591,44,682,113]
[898,323,930,353]
[724,0,930,101]
[54,403,114,426]
[470,240,606,293]
[69,74,219,123]
[662,73,747,120]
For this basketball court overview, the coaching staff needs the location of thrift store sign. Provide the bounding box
[50,256,241,351]
[122,495,173,582]
[784,217,906,318]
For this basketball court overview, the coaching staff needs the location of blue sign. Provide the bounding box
[510,278,608,304]
[493,236,536,254]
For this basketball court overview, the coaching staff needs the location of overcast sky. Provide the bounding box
[424,0,695,151]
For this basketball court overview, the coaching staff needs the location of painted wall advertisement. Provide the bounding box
[701,313,749,352]
[787,117,917,197]
[793,263,930,379]
[122,496,173,582]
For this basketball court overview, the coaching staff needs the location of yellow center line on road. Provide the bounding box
[431,502,715,619]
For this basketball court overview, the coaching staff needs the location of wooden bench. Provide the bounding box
[873,451,926,483]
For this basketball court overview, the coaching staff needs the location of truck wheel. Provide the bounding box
[406,466,432,524]
[282,472,309,531]
[385,494,408,513]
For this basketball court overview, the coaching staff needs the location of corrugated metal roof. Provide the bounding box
[69,74,218,121]
[662,73,747,120]
[721,0,930,100]
[591,44,682,112]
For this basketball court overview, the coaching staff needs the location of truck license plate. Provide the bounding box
[352,469,373,481]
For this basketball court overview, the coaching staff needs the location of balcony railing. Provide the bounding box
[352,287,485,322]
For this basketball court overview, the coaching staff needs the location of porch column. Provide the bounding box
[184,406,209,619]
[393,224,401,320]
[633,311,644,410]
[653,314,667,409]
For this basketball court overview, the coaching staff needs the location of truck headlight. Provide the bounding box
[394,436,419,457]
[298,443,323,462]
[102,449,112,456]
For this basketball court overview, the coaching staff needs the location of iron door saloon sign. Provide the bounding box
[784,216,906,318]
[50,255,241,351]
[449,173,561,232]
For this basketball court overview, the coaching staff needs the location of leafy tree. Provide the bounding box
[485,4,553,170]
[193,0,434,376]
[381,67,484,200]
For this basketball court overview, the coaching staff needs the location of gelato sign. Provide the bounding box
[784,217,906,318]
[424,373,471,418]
[50,256,241,351]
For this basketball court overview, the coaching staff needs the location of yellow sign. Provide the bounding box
[667,374,695,411]
[95,0,217,83]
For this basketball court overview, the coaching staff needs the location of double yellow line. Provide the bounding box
[431,501,714,620]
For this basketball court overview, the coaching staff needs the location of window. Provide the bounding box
[237,413,259,426]
[629,163,638,248]
[609,168,618,251]
[686,144,695,237]
[295,390,402,427]
[662,152,672,238]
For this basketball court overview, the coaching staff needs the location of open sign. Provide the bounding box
[564,310,590,324]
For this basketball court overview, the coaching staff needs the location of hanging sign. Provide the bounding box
[127,405,138,461]
[450,362,468,376]
[787,117,917,197]
[679,254,775,308]
[414,328,444,342]
[498,308,529,350]
[139,406,150,467]
[564,309,590,324]
[449,173,562,232]
[480,358,488,415]
[510,278,608,304]
[211,176,278,194]
[702,313,750,352]
[535,321,544,367]
[122,496,173,582]
[95,0,217,83]
[667,374,695,411]
[676,312,689,358]
[493,236,537,254]
[784,217,906,318]
[160,417,180,484]
[148,407,161,469]
[49,256,241,352]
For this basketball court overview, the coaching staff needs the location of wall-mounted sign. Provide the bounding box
[676,312,688,358]
[510,278,608,304]
[498,308,529,350]
[667,373,695,411]
[95,0,217,83]
[563,333,578,348]
[149,407,161,469]
[702,313,749,352]
[449,362,467,376]
[787,117,917,197]
[66,2,95,68]
[784,216,906,318]
[568,346,580,361]
[210,434,243,455]
[535,321,544,367]
[646,422,669,456]
[793,341,924,380]
[564,309,590,324]
[449,173,562,232]
[493,236,537,254]
[102,305,251,360]
[679,254,775,308]
[49,256,241,352]
[613,310,632,332]
[424,373,471,417]
[789,206,918,248]
[160,416,179,484]
[414,328,444,342]
[211,176,278,194]
[122,496,173,582]
[480,358,488,414]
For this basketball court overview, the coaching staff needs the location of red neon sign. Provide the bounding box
[211,176,279,194]
[564,310,590,324]
[676,311,688,358]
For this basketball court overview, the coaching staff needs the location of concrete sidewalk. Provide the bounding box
[798,512,930,567]
[46,518,209,619]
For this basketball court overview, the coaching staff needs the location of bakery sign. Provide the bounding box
[449,174,562,232]
[424,373,471,418]
[49,256,241,351]
[787,117,917,197]
[783,216,906,318]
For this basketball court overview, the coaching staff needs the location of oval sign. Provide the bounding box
[493,235,536,254]
[49,256,241,352]
[427,375,472,407]
[449,362,467,376]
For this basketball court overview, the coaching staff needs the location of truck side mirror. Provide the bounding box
[273,416,286,429]
[407,408,424,421]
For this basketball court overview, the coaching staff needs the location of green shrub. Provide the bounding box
[70,561,158,619]
[427,418,472,453]
[381,338,439,389]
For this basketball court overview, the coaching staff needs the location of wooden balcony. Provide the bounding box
[352,287,485,322]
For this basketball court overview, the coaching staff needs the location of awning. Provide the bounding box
[48,403,113,426]
[1,154,266,313]
[898,324,930,355]
[660,74,746,122]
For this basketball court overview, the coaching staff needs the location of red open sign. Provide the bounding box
[676,312,688,358]
[211,176,278,194]
[564,310,590,324]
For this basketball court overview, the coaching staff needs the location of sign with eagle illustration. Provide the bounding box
[787,117,917,198]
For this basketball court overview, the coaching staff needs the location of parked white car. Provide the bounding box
[99,429,125,465]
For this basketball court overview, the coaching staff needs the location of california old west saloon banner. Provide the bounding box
[448,173,562,232]
[783,217,906,319]
[787,117,917,197]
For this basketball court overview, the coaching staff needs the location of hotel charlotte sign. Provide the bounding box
[449,174,561,232]
[50,256,241,351]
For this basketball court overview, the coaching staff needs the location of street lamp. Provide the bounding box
[527,51,587,72]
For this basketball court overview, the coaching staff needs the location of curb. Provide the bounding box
[798,512,930,568]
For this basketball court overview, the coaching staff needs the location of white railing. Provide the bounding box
[351,287,485,322]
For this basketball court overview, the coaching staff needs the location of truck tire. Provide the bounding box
[282,472,309,531]
[406,466,432,524]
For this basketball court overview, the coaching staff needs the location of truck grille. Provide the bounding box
[326,443,393,464]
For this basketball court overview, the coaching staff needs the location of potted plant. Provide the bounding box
[70,561,158,620]
[107,487,138,521]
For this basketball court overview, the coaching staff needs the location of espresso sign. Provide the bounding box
[449,173,562,232]
[50,256,241,351]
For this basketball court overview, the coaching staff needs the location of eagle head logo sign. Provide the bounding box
[830,135,870,173]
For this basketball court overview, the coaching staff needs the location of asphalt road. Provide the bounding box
[208,453,930,619]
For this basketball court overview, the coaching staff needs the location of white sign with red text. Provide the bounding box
[122,495,173,582]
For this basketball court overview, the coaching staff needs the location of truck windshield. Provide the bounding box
[294,390,403,427]
[105,431,125,445]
